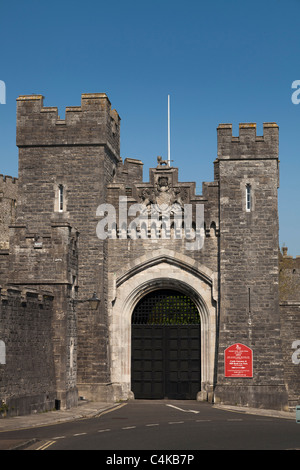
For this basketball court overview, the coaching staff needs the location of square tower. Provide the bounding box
[214,123,288,410]
[16,93,121,401]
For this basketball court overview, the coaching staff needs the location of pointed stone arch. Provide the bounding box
[108,250,218,402]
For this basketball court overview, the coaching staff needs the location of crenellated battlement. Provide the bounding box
[0,173,18,249]
[217,122,278,159]
[8,221,78,287]
[0,174,18,186]
[0,174,18,204]
[16,93,121,159]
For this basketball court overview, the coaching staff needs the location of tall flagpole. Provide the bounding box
[168,94,171,165]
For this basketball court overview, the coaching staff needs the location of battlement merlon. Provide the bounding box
[217,122,279,159]
[0,174,18,185]
[16,93,121,160]
[0,175,18,204]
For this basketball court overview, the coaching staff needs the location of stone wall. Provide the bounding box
[7,221,79,410]
[0,289,56,417]
[279,247,300,302]
[0,175,17,249]
[214,123,289,410]
[279,248,300,408]
[280,301,300,408]
[105,163,219,274]
[16,93,121,401]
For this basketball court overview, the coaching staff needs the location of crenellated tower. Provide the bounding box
[213,122,289,409]
[16,93,121,402]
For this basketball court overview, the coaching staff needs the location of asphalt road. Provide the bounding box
[1,400,299,451]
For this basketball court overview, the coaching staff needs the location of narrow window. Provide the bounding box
[59,184,64,212]
[0,340,6,365]
[246,184,251,212]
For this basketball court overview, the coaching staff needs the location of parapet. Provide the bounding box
[217,122,279,159]
[0,174,18,196]
[115,158,144,183]
[8,221,78,286]
[0,174,18,184]
[0,174,18,249]
[16,93,121,159]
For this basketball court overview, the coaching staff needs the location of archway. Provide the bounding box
[131,289,201,399]
[108,250,218,402]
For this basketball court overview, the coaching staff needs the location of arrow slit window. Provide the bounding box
[59,185,64,212]
[246,184,251,212]
[55,184,66,213]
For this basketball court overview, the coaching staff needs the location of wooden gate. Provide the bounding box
[131,289,201,399]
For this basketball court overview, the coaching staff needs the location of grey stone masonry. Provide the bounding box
[6,221,79,411]
[16,94,121,401]
[214,123,289,410]
[279,248,300,408]
[16,94,120,155]
[0,92,296,412]
[0,175,18,249]
[0,289,56,417]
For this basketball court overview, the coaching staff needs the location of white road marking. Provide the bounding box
[166,404,199,414]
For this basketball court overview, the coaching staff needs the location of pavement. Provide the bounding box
[0,399,119,450]
[213,404,296,420]
[0,399,297,450]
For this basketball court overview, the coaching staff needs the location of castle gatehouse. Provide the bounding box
[0,93,299,416]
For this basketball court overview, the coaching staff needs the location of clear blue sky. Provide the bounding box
[0,0,300,255]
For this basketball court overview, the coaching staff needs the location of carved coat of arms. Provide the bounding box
[139,176,187,215]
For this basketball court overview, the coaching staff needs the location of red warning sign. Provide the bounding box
[224,343,253,378]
